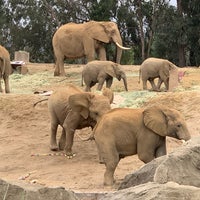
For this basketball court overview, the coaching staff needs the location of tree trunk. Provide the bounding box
[177,0,186,67]
[178,45,186,67]
[136,0,145,61]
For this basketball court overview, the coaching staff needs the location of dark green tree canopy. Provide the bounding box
[0,0,199,66]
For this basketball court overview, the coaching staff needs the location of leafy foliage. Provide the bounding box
[0,0,200,65]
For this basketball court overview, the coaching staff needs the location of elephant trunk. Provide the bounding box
[112,31,130,63]
[122,75,128,91]
[177,126,191,141]
[115,42,131,64]
[116,46,122,64]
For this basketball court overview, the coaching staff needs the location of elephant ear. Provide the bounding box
[87,21,110,43]
[69,93,94,119]
[104,62,118,78]
[143,106,168,136]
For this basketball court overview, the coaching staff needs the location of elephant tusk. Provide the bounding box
[115,42,131,50]
[181,139,186,144]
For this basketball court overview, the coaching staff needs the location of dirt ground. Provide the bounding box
[0,63,200,193]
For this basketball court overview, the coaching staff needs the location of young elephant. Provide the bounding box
[48,84,113,158]
[139,57,178,91]
[93,105,191,186]
[0,45,12,93]
[82,60,128,91]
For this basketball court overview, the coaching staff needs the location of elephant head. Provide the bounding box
[104,62,128,91]
[143,105,191,141]
[68,90,113,122]
[87,21,130,63]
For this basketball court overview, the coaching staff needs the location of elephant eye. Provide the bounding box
[94,112,99,116]
[177,124,181,128]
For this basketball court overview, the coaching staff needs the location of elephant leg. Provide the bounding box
[58,128,66,150]
[98,47,106,61]
[163,78,169,91]
[85,86,91,92]
[85,43,95,62]
[85,81,96,91]
[64,130,75,157]
[148,78,158,91]
[61,112,80,157]
[138,146,155,163]
[155,143,167,158]
[104,152,119,186]
[50,121,59,151]
[3,75,10,93]
[0,77,3,93]
[106,78,113,88]
[157,78,163,91]
[142,79,148,90]
[54,55,65,76]
[59,61,65,76]
[97,78,105,90]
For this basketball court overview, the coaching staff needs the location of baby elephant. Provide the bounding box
[48,84,113,158]
[139,57,178,91]
[93,105,191,186]
[82,60,128,91]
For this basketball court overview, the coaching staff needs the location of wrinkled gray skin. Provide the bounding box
[52,21,130,76]
[48,84,112,158]
[94,105,191,186]
[82,60,128,92]
[0,45,12,93]
[139,57,177,91]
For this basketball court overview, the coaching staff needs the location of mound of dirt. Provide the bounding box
[0,63,199,193]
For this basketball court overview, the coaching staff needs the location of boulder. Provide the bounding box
[0,179,78,200]
[119,136,200,190]
[102,182,200,200]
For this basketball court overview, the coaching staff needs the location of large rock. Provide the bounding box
[119,136,200,190]
[0,179,78,200]
[102,182,200,200]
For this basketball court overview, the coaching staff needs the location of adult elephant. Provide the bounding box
[139,57,178,91]
[52,21,130,76]
[93,105,191,186]
[48,84,113,158]
[0,45,12,93]
[82,60,128,92]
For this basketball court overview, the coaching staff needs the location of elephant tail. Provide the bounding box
[81,72,84,86]
[33,98,48,107]
[138,68,141,84]
[76,130,94,141]
[0,57,5,76]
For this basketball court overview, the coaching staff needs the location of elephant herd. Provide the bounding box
[48,84,191,186]
[0,20,182,94]
[0,20,190,187]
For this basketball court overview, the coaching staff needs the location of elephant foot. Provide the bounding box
[104,177,115,186]
[54,71,60,76]
[99,156,105,164]
[50,145,59,151]
[58,141,65,150]
[150,88,160,92]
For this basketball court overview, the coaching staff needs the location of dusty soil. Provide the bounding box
[0,63,199,193]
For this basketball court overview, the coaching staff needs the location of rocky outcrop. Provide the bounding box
[101,182,200,200]
[0,179,78,200]
[1,137,200,200]
[119,136,200,190]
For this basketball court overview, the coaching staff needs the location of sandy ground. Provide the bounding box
[0,63,199,193]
